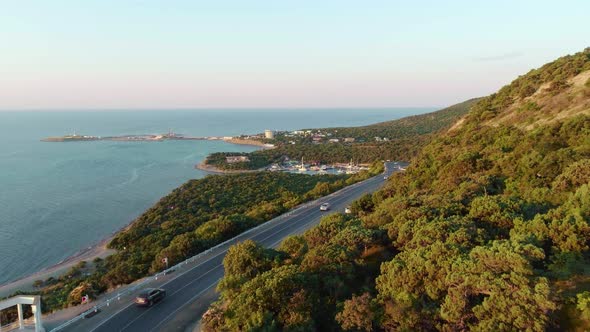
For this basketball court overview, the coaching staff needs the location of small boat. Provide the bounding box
[298,157,308,172]
[346,158,355,174]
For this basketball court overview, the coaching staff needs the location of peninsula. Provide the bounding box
[43,131,214,142]
[41,131,274,148]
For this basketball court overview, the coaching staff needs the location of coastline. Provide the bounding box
[0,137,267,299]
[195,138,273,174]
[0,237,116,298]
[195,161,263,174]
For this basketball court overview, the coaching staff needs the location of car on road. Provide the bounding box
[320,203,331,211]
[344,206,352,214]
[384,175,388,179]
[135,288,166,307]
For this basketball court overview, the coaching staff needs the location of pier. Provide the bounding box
[41,133,230,142]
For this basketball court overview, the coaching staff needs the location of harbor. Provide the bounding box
[270,158,370,175]
[43,130,217,142]
[270,159,407,175]
[41,131,273,148]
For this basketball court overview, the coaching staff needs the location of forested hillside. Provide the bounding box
[205,99,479,170]
[2,169,383,316]
[316,98,482,140]
[203,49,590,331]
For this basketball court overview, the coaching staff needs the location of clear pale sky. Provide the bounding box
[1,0,588,110]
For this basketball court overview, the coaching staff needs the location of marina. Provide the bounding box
[269,159,373,175]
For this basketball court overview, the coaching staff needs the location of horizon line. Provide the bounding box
[0,105,444,112]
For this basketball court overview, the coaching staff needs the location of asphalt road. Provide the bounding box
[58,163,399,332]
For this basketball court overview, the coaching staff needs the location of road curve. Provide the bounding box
[56,163,399,332]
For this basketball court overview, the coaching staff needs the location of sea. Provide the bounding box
[0,108,433,285]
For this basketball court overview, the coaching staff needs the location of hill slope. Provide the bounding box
[467,49,590,130]
[318,97,482,140]
[205,99,480,170]
[203,48,590,331]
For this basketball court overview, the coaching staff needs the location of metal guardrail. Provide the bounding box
[49,176,373,331]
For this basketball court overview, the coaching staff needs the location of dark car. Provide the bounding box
[135,288,166,307]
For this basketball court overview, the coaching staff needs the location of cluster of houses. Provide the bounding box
[234,129,390,145]
[282,129,358,144]
[285,130,388,143]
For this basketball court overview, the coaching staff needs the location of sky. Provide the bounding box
[0,0,588,110]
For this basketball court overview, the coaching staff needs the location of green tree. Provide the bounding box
[441,241,555,331]
[278,235,308,263]
[577,291,590,320]
[336,293,377,332]
[222,265,314,331]
[222,240,277,280]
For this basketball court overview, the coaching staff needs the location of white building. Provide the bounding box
[0,295,45,331]
[264,129,274,139]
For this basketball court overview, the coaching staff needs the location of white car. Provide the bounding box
[384,175,388,179]
[344,206,352,214]
[320,203,331,211]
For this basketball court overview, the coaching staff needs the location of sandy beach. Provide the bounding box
[0,238,116,299]
[0,138,268,300]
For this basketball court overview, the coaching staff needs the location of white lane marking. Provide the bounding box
[149,282,217,332]
[89,209,307,332]
[124,201,342,331]
[144,177,386,329]
[119,263,222,331]
[253,212,312,243]
[86,174,387,332]
[246,182,366,245]
[87,252,225,332]
[90,196,321,331]
[87,198,314,331]
[267,181,378,248]
[87,302,135,332]
[269,220,311,248]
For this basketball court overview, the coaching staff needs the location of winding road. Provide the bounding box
[52,163,399,332]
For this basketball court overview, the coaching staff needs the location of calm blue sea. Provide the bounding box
[0,108,433,284]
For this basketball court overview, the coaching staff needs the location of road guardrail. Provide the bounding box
[49,174,376,331]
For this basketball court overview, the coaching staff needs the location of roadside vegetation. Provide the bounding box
[203,48,590,331]
[1,166,383,316]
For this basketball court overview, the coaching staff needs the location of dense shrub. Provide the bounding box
[204,49,590,331]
